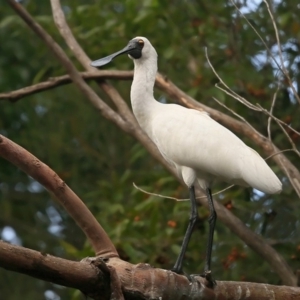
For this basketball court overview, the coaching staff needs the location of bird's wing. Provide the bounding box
[150,104,242,175]
[149,104,281,194]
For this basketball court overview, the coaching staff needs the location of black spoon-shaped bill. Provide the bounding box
[91,48,130,67]
[90,38,144,68]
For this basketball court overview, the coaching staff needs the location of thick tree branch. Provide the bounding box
[1,241,300,300]
[0,135,118,258]
[0,241,109,298]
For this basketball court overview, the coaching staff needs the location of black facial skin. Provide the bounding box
[127,39,144,59]
[90,38,144,68]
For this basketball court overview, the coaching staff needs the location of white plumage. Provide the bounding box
[91,36,282,284]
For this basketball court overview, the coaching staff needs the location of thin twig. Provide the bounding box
[207,46,299,139]
[263,0,300,105]
[231,0,300,105]
[212,97,257,133]
[257,104,300,157]
[257,104,300,137]
[267,86,280,142]
[265,149,295,160]
[230,0,282,74]
[205,48,261,111]
[206,45,300,157]
[206,44,300,139]
[132,182,234,202]
[215,83,261,111]
[0,71,133,101]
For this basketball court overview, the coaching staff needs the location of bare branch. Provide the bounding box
[257,104,300,158]
[132,182,234,202]
[0,135,118,257]
[267,87,279,141]
[212,97,257,132]
[265,149,295,160]
[205,48,261,111]
[257,103,300,137]
[206,48,300,139]
[0,71,133,102]
[2,69,299,141]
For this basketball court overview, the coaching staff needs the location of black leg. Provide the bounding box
[202,187,217,286]
[172,185,198,274]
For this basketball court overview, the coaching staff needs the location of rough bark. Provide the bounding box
[1,241,300,300]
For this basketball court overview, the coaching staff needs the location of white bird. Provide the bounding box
[91,37,282,285]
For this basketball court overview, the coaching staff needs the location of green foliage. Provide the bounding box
[1,0,300,298]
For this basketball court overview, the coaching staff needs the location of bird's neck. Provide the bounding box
[131,57,158,127]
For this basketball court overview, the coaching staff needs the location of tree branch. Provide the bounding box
[1,241,300,300]
[0,71,132,102]
[0,135,118,258]
[0,241,109,298]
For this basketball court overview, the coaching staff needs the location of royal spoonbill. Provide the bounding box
[91,37,282,285]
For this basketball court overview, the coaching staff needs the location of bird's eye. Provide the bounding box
[138,39,144,45]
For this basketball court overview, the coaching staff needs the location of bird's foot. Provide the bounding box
[199,270,216,288]
[171,267,193,282]
[80,256,109,265]
[171,268,216,288]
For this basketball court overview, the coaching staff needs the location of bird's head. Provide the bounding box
[91,37,157,68]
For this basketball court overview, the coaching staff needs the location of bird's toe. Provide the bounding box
[199,270,216,288]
